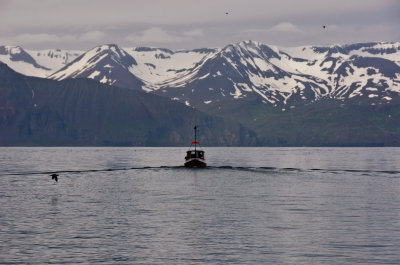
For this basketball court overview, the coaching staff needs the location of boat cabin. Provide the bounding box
[184,125,207,167]
[185,150,205,160]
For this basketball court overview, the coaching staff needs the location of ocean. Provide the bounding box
[0,147,399,264]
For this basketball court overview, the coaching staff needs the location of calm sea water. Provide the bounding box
[0,147,399,264]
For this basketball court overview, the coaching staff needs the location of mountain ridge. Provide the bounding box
[1,41,399,108]
[0,62,257,146]
[1,41,399,146]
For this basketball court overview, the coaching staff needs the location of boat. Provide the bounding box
[184,125,207,168]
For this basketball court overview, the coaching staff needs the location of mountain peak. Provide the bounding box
[89,43,132,61]
[0,45,50,76]
[95,43,122,53]
[2,41,399,107]
[49,43,142,89]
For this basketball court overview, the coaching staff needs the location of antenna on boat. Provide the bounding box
[194,125,198,151]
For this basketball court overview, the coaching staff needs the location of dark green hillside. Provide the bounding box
[201,97,400,146]
[2,59,398,147]
[0,63,257,146]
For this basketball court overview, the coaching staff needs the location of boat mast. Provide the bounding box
[194,125,197,151]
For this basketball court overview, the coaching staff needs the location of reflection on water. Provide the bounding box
[0,147,399,264]
[50,195,59,206]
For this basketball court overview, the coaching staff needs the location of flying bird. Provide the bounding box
[323,25,326,29]
[50,173,58,182]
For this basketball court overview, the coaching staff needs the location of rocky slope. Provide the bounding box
[1,41,398,108]
[0,63,257,146]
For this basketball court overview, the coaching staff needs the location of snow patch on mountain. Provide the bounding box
[124,47,217,89]
[1,41,399,107]
[28,49,82,74]
[48,44,143,89]
[0,45,49,77]
[0,45,82,78]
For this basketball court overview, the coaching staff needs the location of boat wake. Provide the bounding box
[1,166,399,177]
[210,166,400,176]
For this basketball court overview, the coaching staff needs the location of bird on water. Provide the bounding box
[50,174,58,182]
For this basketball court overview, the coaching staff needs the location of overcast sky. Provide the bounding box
[0,0,399,51]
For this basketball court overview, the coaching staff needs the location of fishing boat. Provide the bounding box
[184,125,206,168]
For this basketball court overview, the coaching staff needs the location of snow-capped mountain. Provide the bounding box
[124,47,217,92]
[50,44,143,89]
[0,45,81,77]
[1,41,399,107]
[145,41,400,107]
[29,48,82,75]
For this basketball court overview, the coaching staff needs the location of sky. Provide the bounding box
[0,0,399,51]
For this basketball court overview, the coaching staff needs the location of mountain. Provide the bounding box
[1,41,399,146]
[0,62,257,146]
[124,47,217,92]
[145,41,400,108]
[0,45,81,77]
[2,41,399,108]
[203,96,400,146]
[50,44,143,90]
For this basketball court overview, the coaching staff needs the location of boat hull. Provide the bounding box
[184,158,207,168]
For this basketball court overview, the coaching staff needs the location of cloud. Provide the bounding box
[244,22,303,34]
[183,29,204,38]
[1,0,397,49]
[5,31,107,47]
[79,31,107,42]
[125,27,183,44]
[269,22,303,33]
[125,27,204,45]
[13,33,73,44]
